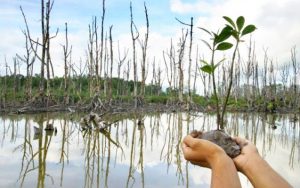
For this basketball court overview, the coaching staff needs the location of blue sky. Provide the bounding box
[0,0,299,83]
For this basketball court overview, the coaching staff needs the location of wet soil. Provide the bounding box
[190,130,241,158]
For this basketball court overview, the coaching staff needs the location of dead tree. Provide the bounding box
[87,22,95,97]
[279,63,289,106]
[100,0,106,94]
[151,59,156,96]
[262,48,269,110]
[108,25,114,102]
[193,46,199,95]
[291,46,298,109]
[177,29,188,103]
[20,0,58,106]
[117,41,128,96]
[94,17,100,92]
[139,2,149,102]
[13,57,18,101]
[163,39,176,98]
[123,60,131,96]
[176,17,194,107]
[242,37,255,107]
[130,2,140,108]
[62,22,72,105]
[16,30,37,101]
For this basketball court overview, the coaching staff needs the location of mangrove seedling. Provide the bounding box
[194,16,256,158]
[199,16,256,130]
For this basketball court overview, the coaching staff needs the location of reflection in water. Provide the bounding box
[0,112,299,187]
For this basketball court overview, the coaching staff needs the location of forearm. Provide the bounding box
[242,156,292,188]
[211,154,241,188]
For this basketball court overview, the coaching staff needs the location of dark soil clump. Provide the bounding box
[190,130,241,158]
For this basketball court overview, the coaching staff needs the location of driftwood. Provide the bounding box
[80,112,119,131]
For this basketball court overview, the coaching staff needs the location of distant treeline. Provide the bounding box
[0,74,299,113]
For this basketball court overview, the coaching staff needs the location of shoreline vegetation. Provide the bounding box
[0,75,299,115]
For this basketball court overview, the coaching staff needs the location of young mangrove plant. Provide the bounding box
[200,16,256,130]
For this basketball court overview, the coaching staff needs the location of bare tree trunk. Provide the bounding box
[139,2,149,103]
[88,24,95,97]
[193,46,199,95]
[94,17,100,92]
[262,48,269,110]
[130,2,140,108]
[117,41,128,96]
[291,46,298,109]
[20,0,58,107]
[100,0,106,95]
[177,30,188,103]
[280,63,289,106]
[40,0,46,95]
[151,59,156,96]
[243,37,254,108]
[109,25,113,102]
[124,60,131,96]
[176,18,194,107]
[17,30,36,101]
[13,57,17,101]
[63,22,72,105]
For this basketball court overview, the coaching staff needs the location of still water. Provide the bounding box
[0,112,299,188]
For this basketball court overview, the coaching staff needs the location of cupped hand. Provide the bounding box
[182,135,228,168]
[232,137,260,173]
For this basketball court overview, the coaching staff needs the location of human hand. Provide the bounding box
[182,135,229,168]
[232,137,260,173]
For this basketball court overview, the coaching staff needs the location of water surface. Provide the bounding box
[0,112,299,187]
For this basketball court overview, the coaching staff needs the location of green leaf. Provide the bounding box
[232,30,239,40]
[213,58,226,70]
[236,16,245,31]
[200,60,209,65]
[198,27,211,36]
[201,39,212,50]
[215,25,232,44]
[241,25,256,36]
[223,16,236,29]
[216,42,233,51]
[200,65,214,74]
[216,58,226,66]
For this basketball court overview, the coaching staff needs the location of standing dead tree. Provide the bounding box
[99,0,106,95]
[16,30,37,101]
[279,63,289,106]
[138,2,149,105]
[242,37,255,108]
[193,46,199,95]
[176,17,194,108]
[163,39,176,102]
[87,21,95,97]
[130,1,140,108]
[108,25,114,102]
[291,46,298,109]
[261,48,269,110]
[20,0,58,107]
[117,41,128,96]
[62,23,72,105]
[177,30,188,103]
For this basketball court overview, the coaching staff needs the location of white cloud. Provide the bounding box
[170,0,213,14]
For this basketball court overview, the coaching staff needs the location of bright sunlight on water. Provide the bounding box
[0,112,299,188]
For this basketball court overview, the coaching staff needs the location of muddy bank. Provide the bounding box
[0,101,204,115]
[0,100,298,115]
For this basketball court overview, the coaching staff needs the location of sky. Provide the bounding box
[0,0,299,84]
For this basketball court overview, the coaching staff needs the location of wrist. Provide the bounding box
[209,151,232,169]
[241,153,263,175]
